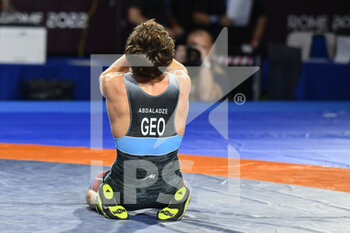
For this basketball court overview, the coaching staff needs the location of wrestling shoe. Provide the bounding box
[96,183,128,220]
[157,186,191,221]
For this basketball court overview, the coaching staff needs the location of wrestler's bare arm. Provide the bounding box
[167,59,188,75]
[99,55,129,97]
[102,55,130,75]
[102,56,187,77]
[170,65,191,136]
[100,56,188,97]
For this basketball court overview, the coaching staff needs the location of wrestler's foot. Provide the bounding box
[96,183,128,220]
[157,186,191,221]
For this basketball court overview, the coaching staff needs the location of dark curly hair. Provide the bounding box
[124,19,175,79]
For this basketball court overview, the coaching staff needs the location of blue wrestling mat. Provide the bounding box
[1,101,350,232]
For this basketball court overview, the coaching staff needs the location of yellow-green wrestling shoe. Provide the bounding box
[157,186,191,221]
[96,183,128,220]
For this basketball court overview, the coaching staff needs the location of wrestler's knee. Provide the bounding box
[86,170,110,210]
[86,189,97,210]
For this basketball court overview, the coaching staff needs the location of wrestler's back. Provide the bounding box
[101,70,191,139]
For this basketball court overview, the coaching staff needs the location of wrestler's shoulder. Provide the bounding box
[168,66,190,83]
[168,69,191,94]
[100,72,126,97]
[100,72,124,82]
[101,72,125,85]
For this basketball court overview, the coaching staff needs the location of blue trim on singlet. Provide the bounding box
[114,135,183,156]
